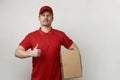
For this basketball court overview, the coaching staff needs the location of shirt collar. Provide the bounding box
[38,27,53,35]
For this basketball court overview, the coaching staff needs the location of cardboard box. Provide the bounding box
[61,50,82,79]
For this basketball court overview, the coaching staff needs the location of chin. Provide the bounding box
[44,25,50,27]
[43,24,51,26]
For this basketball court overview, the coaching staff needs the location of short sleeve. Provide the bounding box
[62,33,73,49]
[19,33,32,50]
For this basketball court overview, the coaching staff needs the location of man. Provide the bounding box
[15,6,80,80]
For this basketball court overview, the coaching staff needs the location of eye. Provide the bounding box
[47,14,52,17]
[41,14,45,16]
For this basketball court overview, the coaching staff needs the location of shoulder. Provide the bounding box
[52,29,68,40]
[25,30,39,38]
[52,28,65,35]
[27,30,39,36]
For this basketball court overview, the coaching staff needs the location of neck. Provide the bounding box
[40,26,52,33]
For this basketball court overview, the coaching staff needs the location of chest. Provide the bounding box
[31,34,62,50]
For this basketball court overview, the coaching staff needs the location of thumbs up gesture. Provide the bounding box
[30,44,41,57]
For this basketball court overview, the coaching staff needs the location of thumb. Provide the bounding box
[34,44,39,50]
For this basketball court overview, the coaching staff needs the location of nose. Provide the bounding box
[44,15,48,19]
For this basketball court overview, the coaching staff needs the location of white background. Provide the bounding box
[0,0,120,80]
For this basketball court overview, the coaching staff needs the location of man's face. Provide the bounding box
[39,11,53,27]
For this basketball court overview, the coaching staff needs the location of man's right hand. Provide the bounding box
[15,44,41,58]
[30,44,41,57]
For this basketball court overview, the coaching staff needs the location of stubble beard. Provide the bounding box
[43,21,51,27]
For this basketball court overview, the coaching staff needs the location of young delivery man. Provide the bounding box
[15,5,80,80]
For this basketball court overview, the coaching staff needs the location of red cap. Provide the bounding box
[39,6,53,15]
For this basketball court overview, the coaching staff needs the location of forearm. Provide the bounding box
[15,45,41,59]
[15,48,32,59]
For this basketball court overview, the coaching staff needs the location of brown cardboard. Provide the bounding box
[61,50,82,79]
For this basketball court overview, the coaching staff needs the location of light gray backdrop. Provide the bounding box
[0,0,120,80]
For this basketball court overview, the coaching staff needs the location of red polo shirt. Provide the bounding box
[20,28,73,80]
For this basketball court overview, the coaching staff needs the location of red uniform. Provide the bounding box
[20,28,73,80]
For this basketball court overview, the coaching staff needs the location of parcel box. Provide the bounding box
[61,50,82,79]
